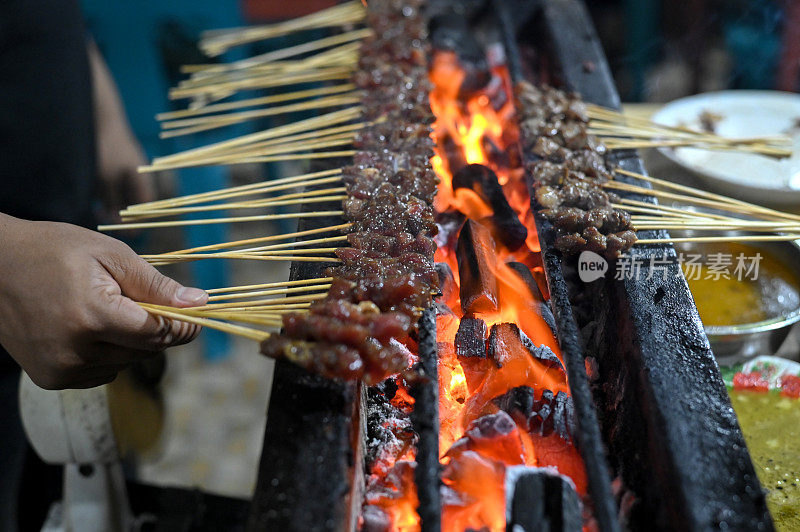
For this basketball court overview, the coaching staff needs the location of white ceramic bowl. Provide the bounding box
[651,90,800,207]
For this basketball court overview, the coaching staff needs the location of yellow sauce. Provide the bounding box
[680,243,800,327]
[730,391,800,531]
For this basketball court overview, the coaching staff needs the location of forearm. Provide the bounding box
[86,39,152,214]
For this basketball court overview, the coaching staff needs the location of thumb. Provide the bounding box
[101,243,207,308]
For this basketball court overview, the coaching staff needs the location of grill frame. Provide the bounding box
[503,0,775,529]
[247,1,775,530]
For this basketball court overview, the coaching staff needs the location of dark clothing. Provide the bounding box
[0,1,96,529]
[0,0,96,227]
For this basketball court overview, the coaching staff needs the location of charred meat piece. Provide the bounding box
[260,336,364,381]
[347,231,436,258]
[324,274,434,319]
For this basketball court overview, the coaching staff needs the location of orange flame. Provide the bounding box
[429,49,588,532]
[371,49,588,532]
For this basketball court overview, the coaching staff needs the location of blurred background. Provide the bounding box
[74,0,793,503]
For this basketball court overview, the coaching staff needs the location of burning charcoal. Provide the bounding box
[487,323,564,373]
[454,317,487,359]
[435,262,458,304]
[365,387,416,477]
[374,377,399,403]
[457,220,499,314]
[429,17,488,76]
[530,389,555,436]
[506,261,557,337]
[527,390,575,442]
[446,411,526,466]
[452,164,528,250]
[552,391,576,442]
[505,466,583,532]
[492,385,536,426]
[361,505,391,532]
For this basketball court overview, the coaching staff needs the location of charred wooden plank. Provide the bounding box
[505,466,583,532]
[452,164,528,250]
[487,322,564,372]
[456,219,499,314]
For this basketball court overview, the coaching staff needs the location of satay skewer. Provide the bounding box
[636,234,800,245]
[143,107,362,169]
[151,223,352,257]
[157,84,357,121]
[193,28,372,73]
[206,277,333,295]
[200,2,366,57]
[98,211,345,231]
[207,283,332,301]
[122,192,347,220]
[138,304,272,341]
[126,169,344,212]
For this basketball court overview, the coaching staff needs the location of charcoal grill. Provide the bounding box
[246,1,774,531]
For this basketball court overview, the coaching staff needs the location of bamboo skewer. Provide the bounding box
[591,105,791,146]
[636,234,800,245]
[192,29,372,75]
[164,123,362,163]
[219,303,313,312]
[206,277,333,295]
[207,283,332,302]
[143,107,362,170]
[98,211,344,231]
[122,191,347,221]
[123,182,346,218]
[154,223,352,257]
[200,2,367,56]
[601,167,800,244]
[127,169,343,212]
[157,84,357,121]
[157,124,358,158]
[143,150,356,173]
[179,311,284,328]
[588,104,792,158]
[142,304,284,329]
[603,181,794,222]
[161,94,361,134]
[615,168,800,223]
[170,67,355,100]
[151,247,341,259]
[144,236,348,265]
[138,304,272,341]
[194,293,328,311]
[147,253,340,266]
[181,42,361,90]
[145,236,351,265]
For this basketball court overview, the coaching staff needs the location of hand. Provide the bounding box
[96,119,153,220]
[0,215,208,389]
